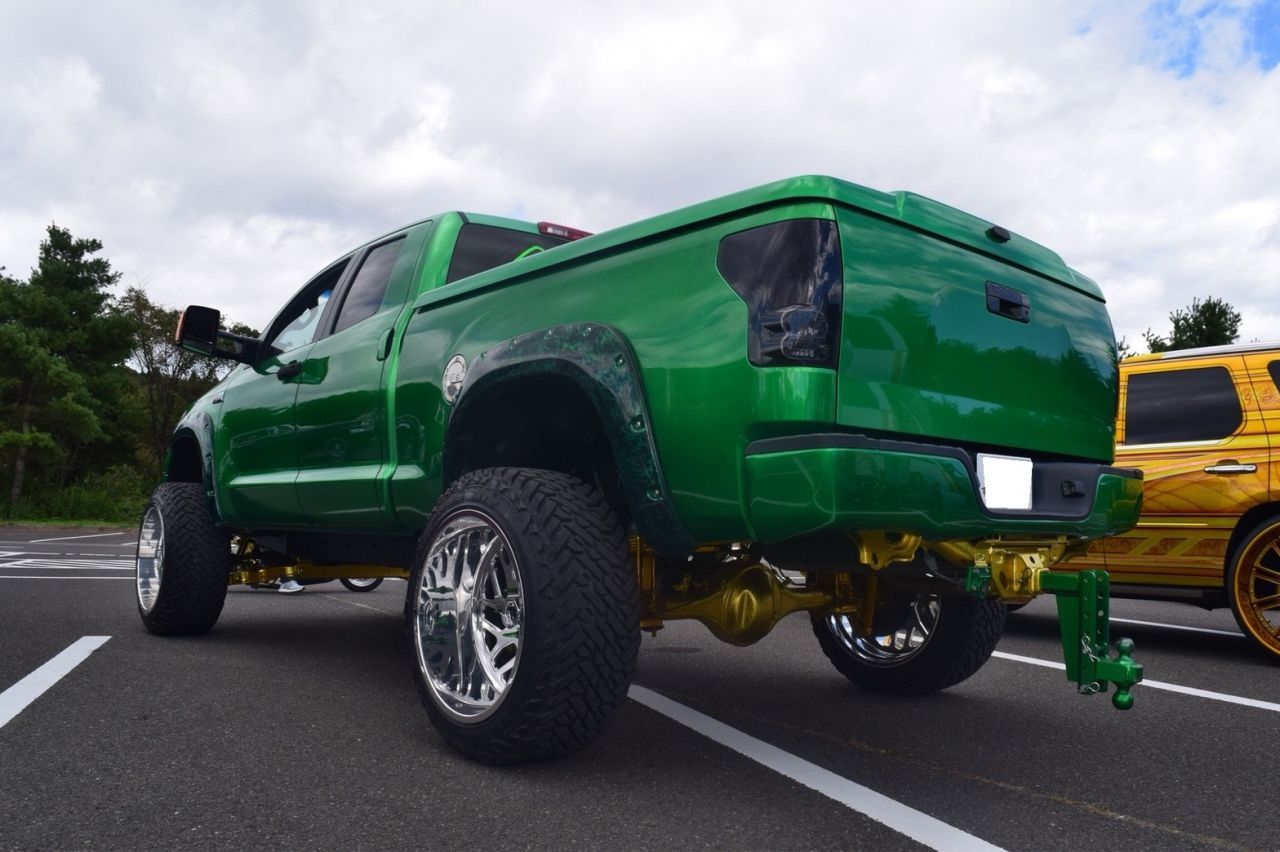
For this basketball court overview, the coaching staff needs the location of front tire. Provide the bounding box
[135,482,230,635]
[811,593,1005,695]
[1226,517,1280,659]
[407,467,640,764]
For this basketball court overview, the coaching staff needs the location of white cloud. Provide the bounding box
[0,0,1277,347]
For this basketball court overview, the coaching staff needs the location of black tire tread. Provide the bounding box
[138,482,230,636]
[811,596,1005,696]
[409,467,639,764]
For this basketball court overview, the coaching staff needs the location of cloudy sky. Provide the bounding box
[2,0,1278,349]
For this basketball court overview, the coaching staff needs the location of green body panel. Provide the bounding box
[835,206,1118,461]
[179,175,1130,550]
[292,223,431,527]
[213,348,312,524]
[393,201,839,542]
[742,446,1143,543]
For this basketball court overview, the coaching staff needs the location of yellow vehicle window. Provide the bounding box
[1126,366,1241,444]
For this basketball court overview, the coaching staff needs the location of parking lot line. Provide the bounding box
[629,685,1003,852]
[0,636,111,730]
[1109,617,1243,638]
[28,532,128,543]
[0,576,133,580]
[992,651,1280,713]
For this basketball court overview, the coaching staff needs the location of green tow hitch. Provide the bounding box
[1040,569,1143,710]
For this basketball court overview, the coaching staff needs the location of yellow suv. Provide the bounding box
[1070,341,1280,658]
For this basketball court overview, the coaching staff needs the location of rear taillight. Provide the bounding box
[716,219,842,367]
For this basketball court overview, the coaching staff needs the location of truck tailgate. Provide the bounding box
[834,201,1118,462]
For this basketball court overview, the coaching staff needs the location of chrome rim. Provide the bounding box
[136,506,164,613]
[413,510,524,723]
[346,577,380,589]
[825,595,940,667]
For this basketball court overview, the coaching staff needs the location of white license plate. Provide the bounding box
[977,453,1033,511]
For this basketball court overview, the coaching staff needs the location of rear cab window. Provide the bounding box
[446,224,568,284]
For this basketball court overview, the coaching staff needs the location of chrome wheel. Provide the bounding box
[823,595,940,667]
[136,505,165,613]
[413,510,524,723]
[341,576,383,591]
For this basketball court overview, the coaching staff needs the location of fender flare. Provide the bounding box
[446,322,694,555]
[167,409,224,523]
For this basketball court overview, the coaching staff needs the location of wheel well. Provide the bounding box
[1225,503,1280,576]
[446,376,629,525]
[166,436,204,485]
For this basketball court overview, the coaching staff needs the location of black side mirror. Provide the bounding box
[175,305,260,365]
[175,305,220,355]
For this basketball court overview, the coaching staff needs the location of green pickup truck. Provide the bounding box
[136,176,1144,763]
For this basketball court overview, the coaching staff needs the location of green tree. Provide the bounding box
[1143,296,1242,353]
[120,287,219,477]
[120,287,260,479]
[0,225,134,505]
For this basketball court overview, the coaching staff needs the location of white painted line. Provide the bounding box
[0,636,111,730]
[0,576,133,581]
[28,532,128,543]
[628,685,1003,852]
[992,651,1280,713]
[1110,617,1244,639]
[0,559,133,570]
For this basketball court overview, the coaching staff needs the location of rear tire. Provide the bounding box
[135,482,230,635]
[407,467,640,764]
[1226,517,1280,660]
[811,593,1005,695]
[340,577,383,592]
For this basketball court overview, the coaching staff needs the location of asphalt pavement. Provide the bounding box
[1,526,1276,851]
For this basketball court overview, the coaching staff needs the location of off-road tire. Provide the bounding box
[135,482,230,635]
[407,467,640,764]
[811,594,1005,695]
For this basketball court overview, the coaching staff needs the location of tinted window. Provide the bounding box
[1125,366,1242,444]
[1268,360,1280,393]
[446,224,567,284]
[265,260,349,355]
[332,238,405,334]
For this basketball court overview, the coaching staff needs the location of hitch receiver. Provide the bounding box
[1040,569,1143,709]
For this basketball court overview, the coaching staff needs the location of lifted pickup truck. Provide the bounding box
[138,176,1144,763]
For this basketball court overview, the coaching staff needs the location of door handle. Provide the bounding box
[1204,461,1257,474]
[376,328,394,362]
[277,360,303,382]
[985,281,1030,323]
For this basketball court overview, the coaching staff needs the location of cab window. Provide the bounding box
[332,237,406,334]
[265,259,350,355]
[1125,366,1242,444]
[445,224,567,284]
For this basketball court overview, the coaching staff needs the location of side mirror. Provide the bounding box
[175,305,220,355]
[175,305,260,365]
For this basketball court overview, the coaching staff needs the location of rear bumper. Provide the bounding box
[743,433,1143,543]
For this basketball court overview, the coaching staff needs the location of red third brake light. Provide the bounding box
[538,221,593,241]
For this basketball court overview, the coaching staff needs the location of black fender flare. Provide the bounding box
[167,409,224,523]
[445,323,694,556]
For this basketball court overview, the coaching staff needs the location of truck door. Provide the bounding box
[215,258,350,526]
[292,228,423,527]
